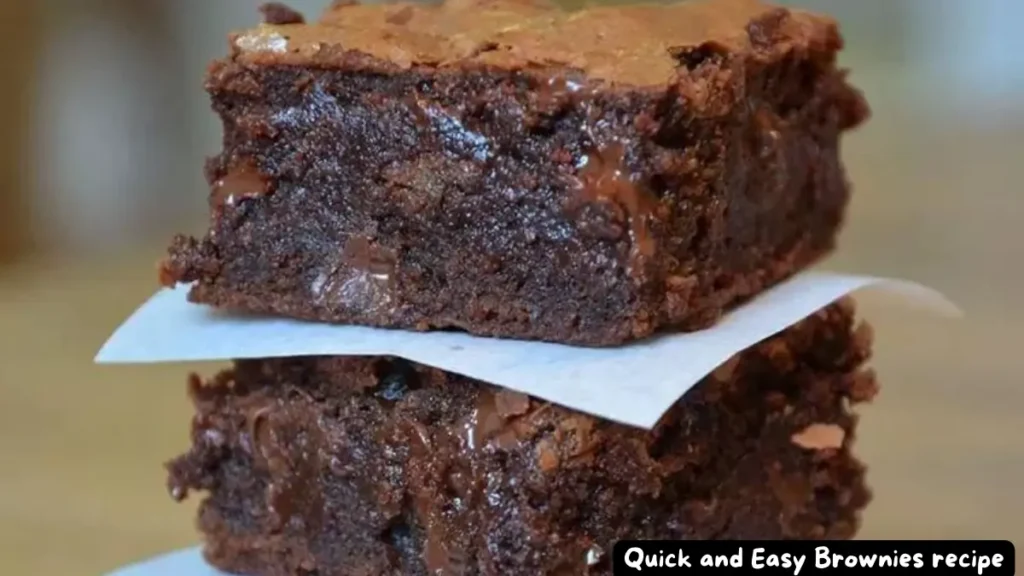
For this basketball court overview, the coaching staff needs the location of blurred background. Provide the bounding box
[0,0,1021,574]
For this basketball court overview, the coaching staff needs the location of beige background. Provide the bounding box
[1,1,1023,575]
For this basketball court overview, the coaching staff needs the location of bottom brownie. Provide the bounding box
[167,301,877,576]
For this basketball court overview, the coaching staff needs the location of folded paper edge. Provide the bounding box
[106,547,215,576]
[94,274,960,364]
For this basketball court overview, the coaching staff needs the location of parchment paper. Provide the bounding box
[96,271,959,428]
[107,548,224,576]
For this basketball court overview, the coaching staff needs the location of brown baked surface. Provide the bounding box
[167,301,877,575]
[160,0,868,345]
[229,0,825,87]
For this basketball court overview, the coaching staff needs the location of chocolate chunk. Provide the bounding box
[209,161,270,210]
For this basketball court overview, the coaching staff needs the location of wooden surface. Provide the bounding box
[1,81,1023,575]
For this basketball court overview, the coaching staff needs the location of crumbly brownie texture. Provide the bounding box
[167,301,877,576]
[159,0,868,346]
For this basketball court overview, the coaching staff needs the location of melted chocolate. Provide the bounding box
[403,388,535,573]
[309,236,397,313]
[494,389,530,419]
[408,424,466,575]
[567,142,658,274]
[458,389,531,452]
[248,400,326,532]
[343,235,397,276]
[461,392,503,451]
[402,417,432,457]
[211,162,270,209]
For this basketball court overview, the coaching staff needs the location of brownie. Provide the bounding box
[167,300,878,576]
[158,0,869,346]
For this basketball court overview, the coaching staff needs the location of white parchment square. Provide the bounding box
[96,271,959,429]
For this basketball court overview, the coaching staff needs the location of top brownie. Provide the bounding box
[160,0,868,346]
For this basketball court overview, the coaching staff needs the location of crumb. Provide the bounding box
[847,369,880,404]
[791,423,846,450]
[157,259,176,288]
[259,2,305,25]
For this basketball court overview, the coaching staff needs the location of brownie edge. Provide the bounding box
[167,300,877,576]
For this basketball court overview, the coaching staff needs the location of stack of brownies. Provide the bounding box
[157,0,874,574]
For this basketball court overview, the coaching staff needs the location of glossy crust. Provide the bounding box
[167,301,877,576]
[228,0,828,87]
[159,0,868,346]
